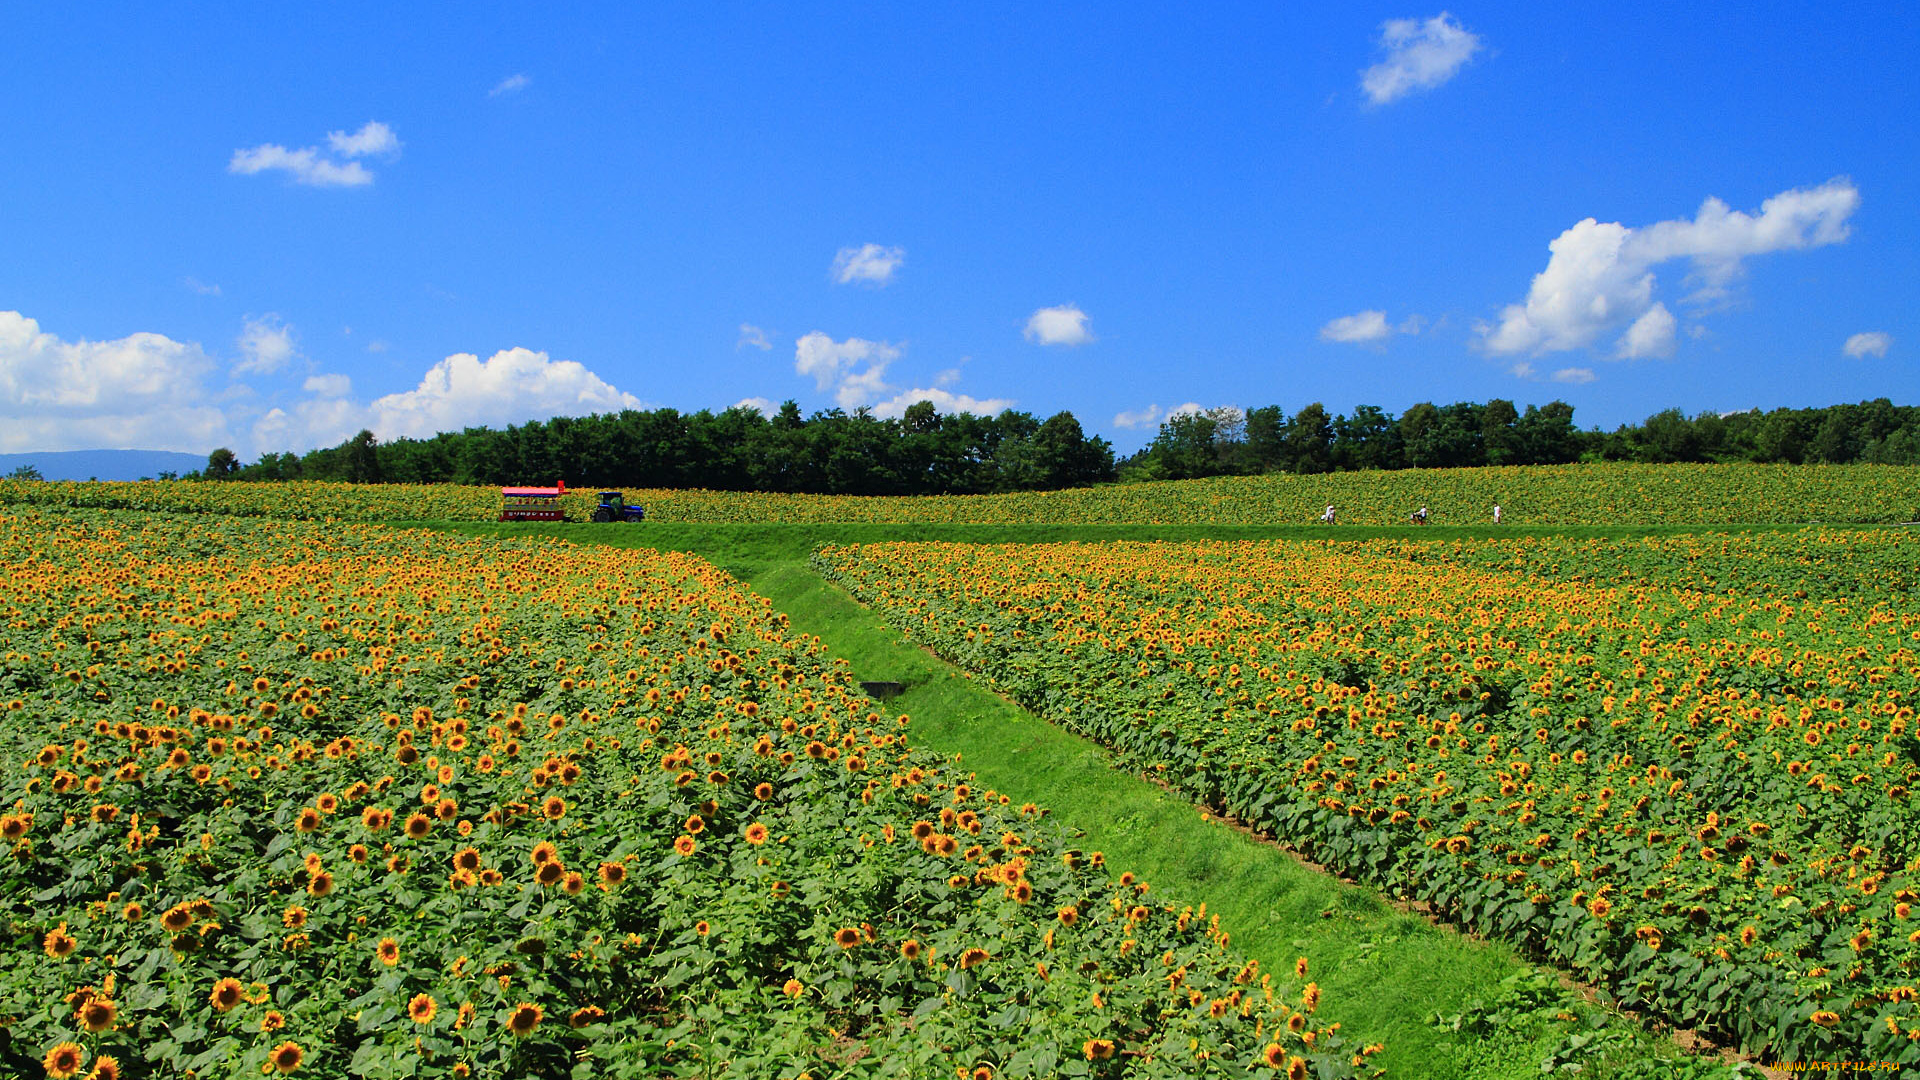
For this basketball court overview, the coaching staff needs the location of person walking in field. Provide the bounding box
[1492,504,1502,524]
[1321,505,1336,525]
[1413,506,1428,525]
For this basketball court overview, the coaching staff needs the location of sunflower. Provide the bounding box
[453,847,482,872]
[1302,982,1321,1012]
[78,998,116,1032]
[404,813,432,839]
[684,814,705,834]
[1057,906,1078,926]
[294,808,321,833]
[674,835,697,856]
[1287,1058,1309,1080]
[42,1042,85,1079]
[530,842,558,865]
[408,994,436,1025]
[209,977,245,1012]
[958,947,989,969]
[536,861,565,886]
[269,1041,303,1073]
[782,979,803,999]
[754,782,773,800]
[833,927,861,949]
[743,822,769,845]
[563,871,585,895]
[1082,1039,1115,1061]
[598,861,627,888]
[901,939,923,960]
[695,921,711,936]
[377,938,400,966]
[569,1006,605,1028]
[506,1002,543,1036]
[542,796,566,820]
[43,924,77,959]
[307,871,335,897]
[83,1054,120,1080]
[283,906,308,929]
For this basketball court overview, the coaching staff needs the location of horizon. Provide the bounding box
[2,4,1912,459]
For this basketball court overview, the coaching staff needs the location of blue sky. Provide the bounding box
[1,3,1913,458]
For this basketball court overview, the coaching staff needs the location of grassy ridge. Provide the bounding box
[8,461,1920,525]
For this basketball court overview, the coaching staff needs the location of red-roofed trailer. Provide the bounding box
[499,480,567,522]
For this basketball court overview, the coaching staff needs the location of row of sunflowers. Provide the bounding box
[0,508,1373,1079]
[813,529,1920,1064]
[2,461,1917,525]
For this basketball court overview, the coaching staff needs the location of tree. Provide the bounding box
[5,464,44,481]
[204,447,240,480]
[1145,411,1220,480]
[1283,403,1333,474]
[1482,399,1521,465]
[1243,406,1286,472]
[343,430,383,484]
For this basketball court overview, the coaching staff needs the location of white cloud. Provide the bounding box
[0,310,230,453]
[793,331,901,409]
[1112,405,1163,430]
[1481,178,1860,359]
[1551,367,1597,384]
[1024,304,1094,347]
[235,315,298,374]
[932,368,961,387]
[367,340,390,353]
[326,121,401,158]
[1508,361,1534,379]
[1319,309,1392,345]
[1616,302,1676,359]
[230,122,400,187]
[1398,314,1427,335]
[228,145,372,187]
[1166,402,1206,419]
[490,73,531,97]
[1361,12,1483,105]
[184,277,221,296]
[733,396,779,416]
[365,348,643,440]
[870,388,1015,420]
[302,373,352,398]
[831,244,905,286]
[737,323,773,351]
[1844,331,1892,359]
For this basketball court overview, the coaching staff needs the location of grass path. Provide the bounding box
[428,521,1761,1079]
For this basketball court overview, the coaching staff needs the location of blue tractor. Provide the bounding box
[590,491,646,523]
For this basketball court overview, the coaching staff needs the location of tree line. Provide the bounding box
[184,397,1919,493]
[1121,397,1920,480]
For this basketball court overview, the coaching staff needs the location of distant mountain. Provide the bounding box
[0,449,209,482]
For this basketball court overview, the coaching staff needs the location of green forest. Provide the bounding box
[176,396,1920,496]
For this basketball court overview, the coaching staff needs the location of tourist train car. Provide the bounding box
[499,481,566,522]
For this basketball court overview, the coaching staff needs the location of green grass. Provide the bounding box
[416,519,1759,1079]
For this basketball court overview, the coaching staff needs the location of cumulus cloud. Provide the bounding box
[365,348,643,440]
[1361,12,1482,105]
[1481,178,1860,359]
[184,277,221,296]
[1319,309,1391,345]
[302,373,352,398]
[490,73,531,97]
[1844,331,1892,359]
[1551,367,1596,384]
[235,315,298,374]
[793,331,901,409]
[1112,405,1163,430]
[326,121,401,158]
[230,121,400,187]
[1024,304,1094,347]
[1617,302,1676,359]
[0,310,230,453]
[736,324,773,351]
[733,396,779,416]
[870,388,1016,420]
[831,244,905,286]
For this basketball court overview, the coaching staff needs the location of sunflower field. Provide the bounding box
[814,529,1920,1064]
[0,508,1375,1080]
[3,461,1918,525]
